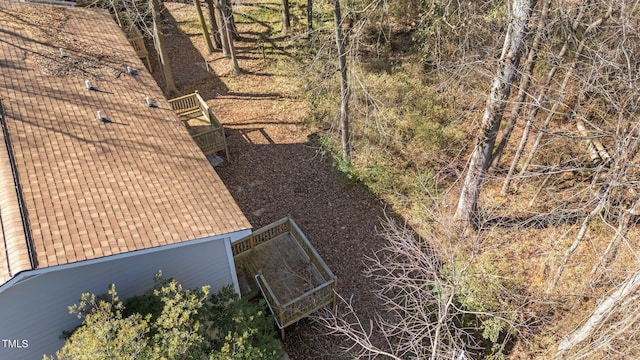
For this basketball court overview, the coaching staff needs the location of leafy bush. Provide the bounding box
[201,287,282,360]
[45,278,282,360]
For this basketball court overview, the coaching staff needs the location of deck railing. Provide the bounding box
[168,93,199,115]
[168,92,229,160]
[235,218,337,338]
[289,219,335,282]
[231,217,290,256]
[277,278,335,326]
[118,12,151,71]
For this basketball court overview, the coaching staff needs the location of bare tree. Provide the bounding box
[204,0,222,49]
[514,4,614,181]
[281,0,291,34]
[194,0,214,53]
[300,0,640,357]
[81,0,179,94]
[333,0,350,161]
[221,0,238,39]
[524,3,640,355]
[214,0,230,56]
[555,270,640,358]
[314,213,522,359]
[150,0,178,95]
[454,0,537,226]
[215,0,240,73]
[291,0,640,357]
[307,0,313,30]
[222,2,241,74]
[499,1,588,194]
[490,0,551,171]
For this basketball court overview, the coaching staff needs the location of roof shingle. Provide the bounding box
[0,1,251,284]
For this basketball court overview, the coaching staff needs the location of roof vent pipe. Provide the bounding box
[85,80,97,91]
[96,110,111,124]
[146,97,158,108]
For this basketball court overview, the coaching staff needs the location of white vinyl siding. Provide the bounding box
[0,229,249,360]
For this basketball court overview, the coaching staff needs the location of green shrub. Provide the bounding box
[45,278,282,360]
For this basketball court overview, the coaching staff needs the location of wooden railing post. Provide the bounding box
[278,307,285,339]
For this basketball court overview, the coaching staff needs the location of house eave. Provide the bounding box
[0,227,251,294]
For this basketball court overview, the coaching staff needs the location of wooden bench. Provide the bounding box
[168,92,229,161]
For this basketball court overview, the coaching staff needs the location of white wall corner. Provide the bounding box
[224,237,241,295]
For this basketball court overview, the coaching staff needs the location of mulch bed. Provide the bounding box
[151,2,391,358]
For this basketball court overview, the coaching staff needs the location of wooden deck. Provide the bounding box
[233,218,336,337]
[235,232,324,301]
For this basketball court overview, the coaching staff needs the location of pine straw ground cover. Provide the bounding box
[149,1,391,358]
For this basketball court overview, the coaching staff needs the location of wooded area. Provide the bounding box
[80,0,640,358]
[297,0,640,358]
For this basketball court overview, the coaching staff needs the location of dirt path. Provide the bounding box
[154,3,389,358]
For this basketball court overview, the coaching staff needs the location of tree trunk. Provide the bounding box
[518,6,613,176]
[453,0,536,226]
[589,208,632,279]
[500,1,587,194]
[307,0,313,30]
[204,0,222,49]
[333,0,350,161]
[225,22,241,75]
[490,0,550,170]
[555,270,640,358]
[215,0,230,56]
[501,114,533,195]
[222,0,238,40]
[218,0,240,74]
[150,0,178,96]
[281,0,291,34]
[589,121,640,278]
[194,0,214,53]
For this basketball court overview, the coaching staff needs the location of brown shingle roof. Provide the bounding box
[0,1,251,284]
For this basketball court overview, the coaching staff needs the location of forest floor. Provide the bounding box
[150,2,391,358]
[145,1,640,359]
